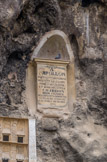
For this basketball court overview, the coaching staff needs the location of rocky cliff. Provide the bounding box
[0,0,107,161]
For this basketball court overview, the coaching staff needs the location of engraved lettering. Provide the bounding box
[37,63,68,109]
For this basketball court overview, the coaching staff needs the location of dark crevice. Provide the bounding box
[16,10,24,21]
[46,18,53,26]
[69,34,80,66]
[24,26,35,33]
[8,51,23,60]
[6,95,11,105]
[34,2,44,13]
[82,0,104,7]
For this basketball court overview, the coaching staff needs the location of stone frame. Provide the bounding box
[26,30,76,118]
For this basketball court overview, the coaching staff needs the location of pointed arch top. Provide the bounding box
[32,30,74,61]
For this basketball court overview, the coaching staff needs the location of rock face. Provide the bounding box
[0,0,107,162]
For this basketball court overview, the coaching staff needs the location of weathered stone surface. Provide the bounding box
[0,0,28,28]
[42,118,59,131]
[0,0,107,161]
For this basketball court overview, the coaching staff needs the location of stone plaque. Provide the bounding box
[37,61,68,109]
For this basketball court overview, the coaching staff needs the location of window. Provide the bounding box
[17,136,23,143]
[3,135,9,141]
[2,159,9,162]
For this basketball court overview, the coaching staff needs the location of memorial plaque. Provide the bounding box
[37,61,68,109]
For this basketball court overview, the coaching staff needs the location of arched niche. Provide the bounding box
[26,30,76,118]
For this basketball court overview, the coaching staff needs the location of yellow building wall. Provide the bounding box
[0,117,28,162]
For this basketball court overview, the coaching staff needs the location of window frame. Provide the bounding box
[2,134,10,142]
[2,158,9,162]
[17,136,24,143]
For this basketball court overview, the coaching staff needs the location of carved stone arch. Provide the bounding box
[26,30,76,118]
